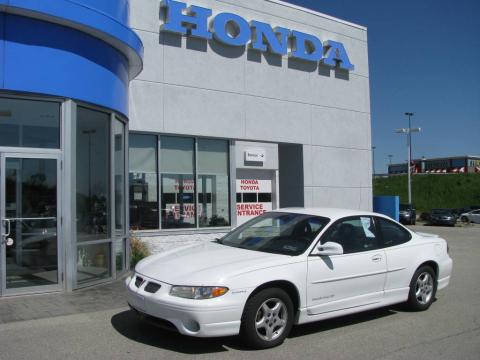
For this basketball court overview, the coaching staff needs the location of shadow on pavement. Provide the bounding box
[289,307,397,338]
[111,310,239,354]
[111,306,402,353]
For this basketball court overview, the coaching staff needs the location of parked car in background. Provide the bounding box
[428,209,457,227]
[127,208,452,349]
[460,209,480,224]
[399,204,416,225]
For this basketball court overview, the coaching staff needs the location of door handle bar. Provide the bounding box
[2,219,11,237]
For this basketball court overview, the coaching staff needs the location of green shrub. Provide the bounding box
[130,235,151,269]
[373,173,480,213]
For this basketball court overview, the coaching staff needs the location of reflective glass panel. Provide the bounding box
[115,239,126,272]
[0,97,60,148]
[5,158,58,289]
[197,139,230,227]
[129,134,159,229]
[77,242,111,285]
[161,136,195,229]
[76,107,110,241]
[113,119,126,236]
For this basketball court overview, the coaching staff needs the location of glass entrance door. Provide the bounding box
[1,154,61,295]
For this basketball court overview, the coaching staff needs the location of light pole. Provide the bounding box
[395,113,421,205]
[405,112,414,166]
[388,154,393,164]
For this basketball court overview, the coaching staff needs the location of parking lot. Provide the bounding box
[0,224,479,360]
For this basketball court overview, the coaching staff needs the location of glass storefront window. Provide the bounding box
[129,134,159,229]
[77,242,111,285]
[76,107,110,242]
[197,139,230,227]
[5,158,58,289]
[161,136,196,229]
[0,97,60,148]
[0,95,129,293]
[115,239,126,272]
[114,119,126,236]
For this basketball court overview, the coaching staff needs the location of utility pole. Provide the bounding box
[395,113,420,205]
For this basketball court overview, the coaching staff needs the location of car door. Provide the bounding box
[374,216,413,296]
[307,216,386,315]
[472,210,480,224]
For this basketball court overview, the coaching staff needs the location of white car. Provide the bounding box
[126,208,452,349]
[460,209,480,224]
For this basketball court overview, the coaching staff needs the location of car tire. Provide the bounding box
[240,288,294,349]
[406,266,437,311]
[461,216,469,223]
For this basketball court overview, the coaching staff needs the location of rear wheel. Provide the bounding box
[240,288,294,349]
[406,266,437,311]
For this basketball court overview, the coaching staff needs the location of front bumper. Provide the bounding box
[126,274,245,337]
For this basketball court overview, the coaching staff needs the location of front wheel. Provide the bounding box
[406,266,437,311]
[461,216,469,223]
[240,288,294,349]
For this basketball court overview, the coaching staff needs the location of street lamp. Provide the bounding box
[395,112,421,205]
[405,112,414,165]
[388,154,393,164]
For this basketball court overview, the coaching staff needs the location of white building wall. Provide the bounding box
[128,0,372,248]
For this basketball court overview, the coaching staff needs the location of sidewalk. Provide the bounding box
[0,277,129,324]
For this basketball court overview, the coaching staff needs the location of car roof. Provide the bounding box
[270,207,382,221]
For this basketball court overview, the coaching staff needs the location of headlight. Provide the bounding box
[170,286,229,300]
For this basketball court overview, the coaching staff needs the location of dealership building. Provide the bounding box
[388,155,480,175]
[0,0,371,296]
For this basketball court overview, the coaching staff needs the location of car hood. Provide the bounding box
[135,241,292,285]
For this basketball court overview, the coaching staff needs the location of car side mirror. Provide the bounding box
[312,241,344,256]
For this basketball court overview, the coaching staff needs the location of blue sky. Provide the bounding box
[286,0,480,173]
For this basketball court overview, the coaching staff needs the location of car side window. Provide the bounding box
[376,217,412,248]
[321,216,379,254]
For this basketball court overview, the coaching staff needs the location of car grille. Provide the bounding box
[144,282,161,293]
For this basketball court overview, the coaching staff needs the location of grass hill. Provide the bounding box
[373,174,480,213]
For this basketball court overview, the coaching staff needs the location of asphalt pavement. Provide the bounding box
[0,224,479,360]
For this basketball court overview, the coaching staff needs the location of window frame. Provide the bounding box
[73,101,129,289]
[0,95,62,150]
[128,133,233,233]
[128,133,160,230]
[373,216,412,249]
[311,215,381,256]
[0,93,64,155]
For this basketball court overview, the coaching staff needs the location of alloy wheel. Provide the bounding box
[255,298,288,341]
[415,272,434,305]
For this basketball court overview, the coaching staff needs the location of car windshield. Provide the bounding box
[400,204,411,211]
[220,212,330,256]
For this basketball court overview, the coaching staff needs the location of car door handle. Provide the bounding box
[371,254,383,262]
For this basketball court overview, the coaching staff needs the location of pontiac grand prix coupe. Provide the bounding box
[127,208,452,349]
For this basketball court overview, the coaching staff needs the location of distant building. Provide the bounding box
[388,155,480,175]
